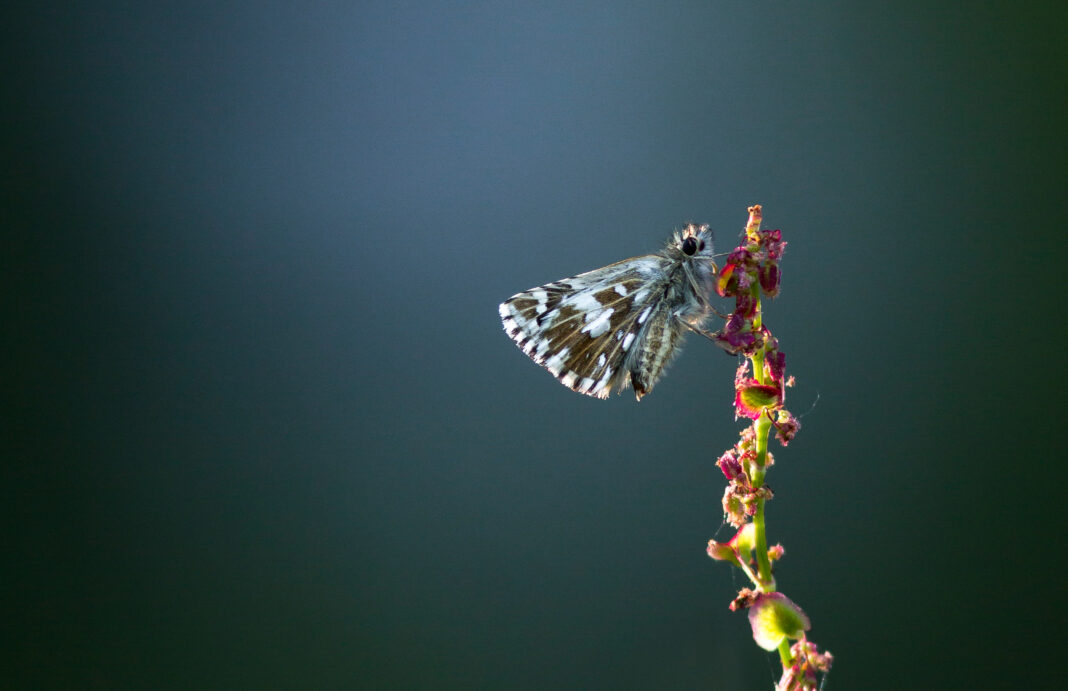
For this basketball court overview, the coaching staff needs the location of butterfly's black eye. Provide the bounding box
[682,237,698,256]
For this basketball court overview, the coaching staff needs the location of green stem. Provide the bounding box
[735,552,762,587]
[778,638,794,668]
[750,414,774,588]
[748,286,774,589]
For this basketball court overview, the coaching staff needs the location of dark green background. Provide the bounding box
[6,2,1066,688]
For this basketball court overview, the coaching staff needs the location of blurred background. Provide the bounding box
[5,1,1066,688]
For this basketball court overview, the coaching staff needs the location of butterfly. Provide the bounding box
[499,223,718,400]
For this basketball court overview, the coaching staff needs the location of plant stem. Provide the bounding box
[736,552,762,587]
[777,638,794,667]
[749,282,774,588]
[750,413,774,588]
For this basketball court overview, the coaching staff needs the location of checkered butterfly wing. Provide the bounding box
[499,255,681,400]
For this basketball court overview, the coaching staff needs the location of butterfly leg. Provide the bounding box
[682,270,730,319]
[676,314,750,356]
[706,303,731,319]
[674,313,722,345]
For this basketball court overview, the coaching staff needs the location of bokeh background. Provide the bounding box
[7,2,1067,689]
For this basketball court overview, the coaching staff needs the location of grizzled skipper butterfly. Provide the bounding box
[499,223,717,400]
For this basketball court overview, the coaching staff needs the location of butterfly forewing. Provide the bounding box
[499,256,672,399]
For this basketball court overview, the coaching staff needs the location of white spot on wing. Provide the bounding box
[614,284,628,296]
[581,308,614,338]
[594,366,613,394]
[638,306,652,324]
[597,353,606,368]
[509,311,532,331]
[546,347,570,374]
[568,292,602,313]
[622,332,635,351]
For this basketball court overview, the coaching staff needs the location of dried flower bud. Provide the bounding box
[729,587,758,612]
[759,228,786,260]
[734,290,758,319]
[716,247,757,298]
[717,450,744,481]
[737,420,757,448]
[777,640,834,691]
[715,312,758,354]
[758,261,781,297]
[723,485,748,528]
[773,410,801,446]
[728,246,755,268]
[765,347,786,384]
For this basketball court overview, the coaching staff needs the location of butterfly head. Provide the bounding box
[669,223,717,289]
[672,223,716,262]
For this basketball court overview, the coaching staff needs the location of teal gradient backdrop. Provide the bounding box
[6,2,1066,688]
